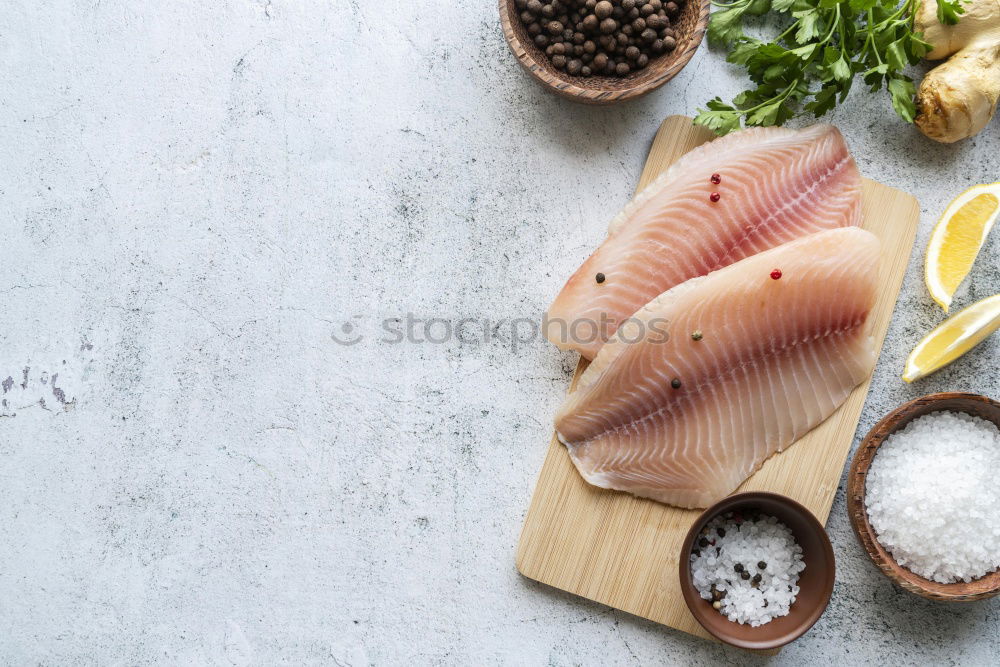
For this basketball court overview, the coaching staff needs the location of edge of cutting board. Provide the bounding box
[516,115,921,646]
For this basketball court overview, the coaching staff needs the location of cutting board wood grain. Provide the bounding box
[517,115,920,643]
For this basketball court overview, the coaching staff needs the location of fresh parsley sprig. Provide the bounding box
[695,0,964,134]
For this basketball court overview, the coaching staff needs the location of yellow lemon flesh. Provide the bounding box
[903,294,1000,383]
[925,183,1000,313]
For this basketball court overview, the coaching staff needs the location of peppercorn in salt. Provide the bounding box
[690,512,806,626]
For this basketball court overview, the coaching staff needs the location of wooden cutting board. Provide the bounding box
[517,115,920,644]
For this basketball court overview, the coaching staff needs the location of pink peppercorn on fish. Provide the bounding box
[555,228,880,509]
[546,124,863,360]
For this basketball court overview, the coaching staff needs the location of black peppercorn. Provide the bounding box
[734,563,744,572]
[698,537,709,548]
[671,378,681,389]
[758,561,767,570]
[595,272,606,283]
[752,573,762,583]
[741,571,751,580]
[516,0,687,78]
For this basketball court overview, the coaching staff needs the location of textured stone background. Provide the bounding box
[1,1,998,664]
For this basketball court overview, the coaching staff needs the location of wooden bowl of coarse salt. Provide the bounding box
[848,392,1000,601]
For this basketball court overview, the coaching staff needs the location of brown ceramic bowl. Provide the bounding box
[847,392,1000,602]
[499,0,710,104]
[679,492,835,650]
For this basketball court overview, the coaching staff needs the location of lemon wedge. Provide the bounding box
[925,182,1000,313]
[903,294,1000,383]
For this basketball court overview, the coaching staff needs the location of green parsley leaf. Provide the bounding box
[793,9,823,42]
[694,99,744,135]
[936,0,964,25]
[699,0,960,135]
[804,83,839,116]
[708,3,750,46]
[908,33,934,60]
[888,76,917,123]
[886,36,910,70]
[727,39,764,65]
[822,47,852,82]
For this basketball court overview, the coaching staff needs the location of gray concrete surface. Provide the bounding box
[1,1,998,665]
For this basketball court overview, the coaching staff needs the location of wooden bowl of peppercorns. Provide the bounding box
[500,0,709,104]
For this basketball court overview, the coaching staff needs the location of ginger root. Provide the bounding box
[914,0,1000,143]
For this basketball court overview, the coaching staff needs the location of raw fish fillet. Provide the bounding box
[546,124,862,360]
[555,228,880,509]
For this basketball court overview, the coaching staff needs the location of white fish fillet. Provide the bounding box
[546,124,863,360]
[555,228,881,508]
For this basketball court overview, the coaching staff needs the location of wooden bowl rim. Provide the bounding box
[499,0,710,104]
[846,392,1000,602]
[678,491,836,650]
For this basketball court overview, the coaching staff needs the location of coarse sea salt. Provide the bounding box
[690,512,805,626]
[865,410,1000,584]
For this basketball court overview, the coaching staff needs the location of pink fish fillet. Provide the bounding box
[554,228,881,509]
[546,124,863,360]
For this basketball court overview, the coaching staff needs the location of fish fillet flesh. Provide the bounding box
[555,228,880,509]
[546,124,863,360]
